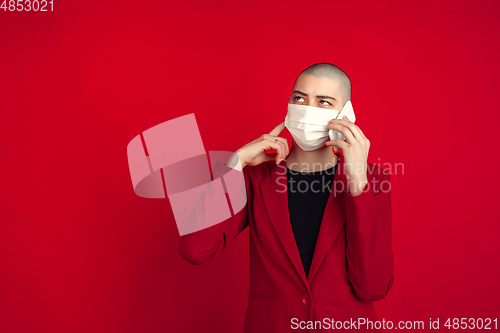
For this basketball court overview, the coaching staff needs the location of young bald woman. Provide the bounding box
[180,62,394,333]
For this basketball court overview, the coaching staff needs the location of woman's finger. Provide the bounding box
[327,123,356,144]
[331,117,367,140]
[268,122,286,136]
[263,134,289,159]
[325,139,348,150]
[261,137,285,163]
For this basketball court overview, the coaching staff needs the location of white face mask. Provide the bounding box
[284,101,355,152]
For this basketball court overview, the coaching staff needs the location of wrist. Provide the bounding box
[347,177,368,197]
[227,151,245,171]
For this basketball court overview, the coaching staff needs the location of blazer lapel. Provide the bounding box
[307,152,347,283]
[259,152,349,287]
[259,162,310,288]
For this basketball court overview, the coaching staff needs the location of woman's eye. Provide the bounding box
[319,100,331,106]
[294,96,304,102]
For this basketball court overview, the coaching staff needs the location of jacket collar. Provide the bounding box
[259,152,348,287]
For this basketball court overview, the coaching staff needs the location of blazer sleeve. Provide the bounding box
[178,163,250,266]
[344,170,394,301]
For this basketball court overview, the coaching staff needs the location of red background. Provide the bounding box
[1,0,499,332]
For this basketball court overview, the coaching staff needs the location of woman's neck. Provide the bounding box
[285,141,338,173]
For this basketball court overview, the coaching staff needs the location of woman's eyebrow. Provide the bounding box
[292,90,337,101]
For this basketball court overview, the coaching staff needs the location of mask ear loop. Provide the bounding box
[329,110,341,125]
[335,108,343,120]
[328,110,342,153]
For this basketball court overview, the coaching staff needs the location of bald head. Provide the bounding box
[293,63,351,106]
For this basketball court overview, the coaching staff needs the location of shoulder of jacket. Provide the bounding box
[243,160,277,179]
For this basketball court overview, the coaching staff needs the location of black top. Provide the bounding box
[286,164,337,278]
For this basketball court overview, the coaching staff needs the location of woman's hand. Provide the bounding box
[326,116,370,196]
[230,122,289,170]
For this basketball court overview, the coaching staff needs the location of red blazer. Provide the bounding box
[179,152,394,332]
